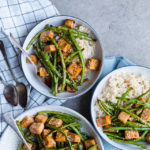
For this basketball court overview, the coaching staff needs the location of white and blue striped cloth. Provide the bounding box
[0,0,66,136]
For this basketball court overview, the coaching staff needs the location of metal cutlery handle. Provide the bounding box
[3,113,31,150]
[9,33,37,72]
[0,40,18,82]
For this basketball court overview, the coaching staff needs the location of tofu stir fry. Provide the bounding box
[17,111,98,150]
[96,88,150,149]
[26,19,100,96]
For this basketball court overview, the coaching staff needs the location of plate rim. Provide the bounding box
[21,15,104,100]
[0,105,104,150]
[90,65,150,150]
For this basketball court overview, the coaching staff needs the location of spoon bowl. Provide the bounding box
[16,83,27,107]
[3,84,18,106]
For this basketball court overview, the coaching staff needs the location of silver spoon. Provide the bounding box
[3,113,31,150]
[0,75,18,106]
[0,40,27,107]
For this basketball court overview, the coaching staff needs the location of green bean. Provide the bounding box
[137,89,150,99]
[105,132,124,140]
[61,34,73,45]
[87,144,98,150]
[135,131,148,142]
[126,121,150,128]
[16,120,24,137]
[104,126,150,131]
[65,51,79,63]
[108,136,147,149]
[70,31,85,85]
[73,33,95,41]
[24,131,35,144]
[36,134,44,148]
[54,114,74,123]
[38,111,80,120]
[116,97,150,107]
[51,38,66,91]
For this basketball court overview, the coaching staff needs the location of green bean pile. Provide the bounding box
[97,88,150,149]
[17,111,98,150]
[26,19,96,96]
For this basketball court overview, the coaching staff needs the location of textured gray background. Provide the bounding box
[51,0,150,120]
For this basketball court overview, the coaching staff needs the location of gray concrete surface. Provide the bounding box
[51,0,150,120]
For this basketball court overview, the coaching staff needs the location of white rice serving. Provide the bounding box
[76,25,96,61]
[95,73,150,117]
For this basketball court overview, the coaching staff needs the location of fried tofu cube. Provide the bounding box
[44,44,56,53]
[20,115,34,128]
[135,97,146,108]
[58,38,71,52]
[96,115,111,127]
[67,62,82,80]
[26,54,38,64]
[29,122,44,135]
[48,117,63,127]
[40,30,54,42]
[44,135,56,148]
[84,139,97,150]
[56,129,69,142]
[38,67,49,77]
[22,142,32,150]
[141,108,150,121]
[146,132,150,143]
[35,114,48,123]
[86,58,99,70]
[65,19,75,28]
[66,85,76,92]
[125,130,139,139]
[67,132,81,143]
[42,129,51,138]
[118,111,130,124]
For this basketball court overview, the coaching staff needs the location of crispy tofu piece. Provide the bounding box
[65,19,75,28]
[22,142,32,150]
[58,38,71,52]
[84,139,97,150]
[44,44,56,53]
[141,108,150,121]
[56,129,69,142]
[66,85,76,92]
[146,132,150,143]
[67,132,81,143]
[35,114,48,123]
[44,135,56,148]
[118,111,130,124]
[67,62,82,80]
[135,97,146,108]
[40,30,54,42]
[48,117,63,127]
[20,115,34,128]
[38,67,49,77]
[96,115,111,127]
[26,54,38,64]
[29,122,44,135]
[86,58,99,70]
[125,130,139,139]
[42,129,51,138]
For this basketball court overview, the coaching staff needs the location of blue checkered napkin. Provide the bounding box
[0,0,66,136]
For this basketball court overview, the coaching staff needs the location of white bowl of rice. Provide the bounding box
[91,66,150,150]
[21,15,104,99]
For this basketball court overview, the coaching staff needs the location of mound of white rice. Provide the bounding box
[95,73,150,117]
[76,25,96,61]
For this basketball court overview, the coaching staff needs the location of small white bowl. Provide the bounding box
[91,66,150,150]
[21,15,104,99]
[0,105,104,150]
